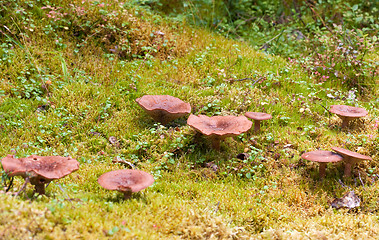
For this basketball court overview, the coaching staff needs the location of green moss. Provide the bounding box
[0,0,378,239]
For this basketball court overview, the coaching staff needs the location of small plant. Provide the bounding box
[298,25,377,92]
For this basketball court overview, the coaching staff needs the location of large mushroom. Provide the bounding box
[187,114,252,150]
[244,112,272,132]
[136,95,191,125]
[329,105,368,128]
[98,169,154,199]
[301,150,343,179]
[331,147,372,177]
[1,155,79,195]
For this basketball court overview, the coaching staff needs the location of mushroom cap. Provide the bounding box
[244,112,272,121]
[136,95,191,124]
[187,114,252,138]
[331,147,372,161]
[1,155,27,177]
[98,169,154,193]
[329,105,368,119]
[301,150,343,163]
[1,155,79,180]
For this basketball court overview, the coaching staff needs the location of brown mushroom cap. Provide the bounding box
[1,155,79,195]
[136,95,191,124]
[1,155,27,177]
[331,147,372,177]
[24,155,80,180]
[301,150,343,163]
[329,105,368,118]
[244,112,272,132]
[187,114,252,137]
[245,112,272,121]
[187,114,252,150]
[331,147,372,162]
[301,150,343,178]
[98,169,154,197]
[1,155,79,180]
[329,105,368,128]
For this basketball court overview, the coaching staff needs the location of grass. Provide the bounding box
[0,0,378,239]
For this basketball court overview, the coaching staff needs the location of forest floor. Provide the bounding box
[0,0,378,239]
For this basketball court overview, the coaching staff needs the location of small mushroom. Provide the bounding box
[136,95,191,125]
[301,150,343,178]
[187,114,252,150]
[331,147,372,177]
[244,112,272,132]
[98,169,154,199]
[329,105,368,128]
[1,155,79,195]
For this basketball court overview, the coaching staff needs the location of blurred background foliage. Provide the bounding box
[134,0,378,91]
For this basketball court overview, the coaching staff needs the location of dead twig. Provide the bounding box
[56,182,70,199]
[16,177,29,197]
[5,176,14,192]
[337,179,348,188]
[358,172,365,187]
[225,77,264,88]
[112,157,135,169]
[319,103,332,126]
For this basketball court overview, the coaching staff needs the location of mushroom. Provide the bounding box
[331,147,372,177]
[98,169,154,199]
[244,112,272,132]
[329,105,368,128]
[1,155,79,195]
[301,150,343,178]
[136,95,191,125]
[187,114,252,150]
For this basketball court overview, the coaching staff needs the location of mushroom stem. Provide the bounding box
[319,162,327,179]
[341,118,350,128]
[254,120,261,132]
[211,138,221,150]
[344,161,353,177]
[155,112,170,125]
[123,191,132,199]
[34,183,46,195]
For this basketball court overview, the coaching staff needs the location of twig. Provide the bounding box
[16,177,29,196]
[358,172,365,187]
[226,77,263,88]
[306,4,331,32]
[5,176,14,192]
[226,77,254,82]
[263,30,286,45]
[56,182,70,200]
[319,103,331,125]
[112,157,135,169]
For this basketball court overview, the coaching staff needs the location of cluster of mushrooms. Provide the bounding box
[136,95,372,179]
[0,95,372,199]
[1,155,154,199]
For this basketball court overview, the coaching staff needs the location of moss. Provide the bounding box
[0,0,378,239]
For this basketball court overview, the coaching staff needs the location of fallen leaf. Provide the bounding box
[331,191,360,209]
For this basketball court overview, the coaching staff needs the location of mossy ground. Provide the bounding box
[0,0,378,239]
